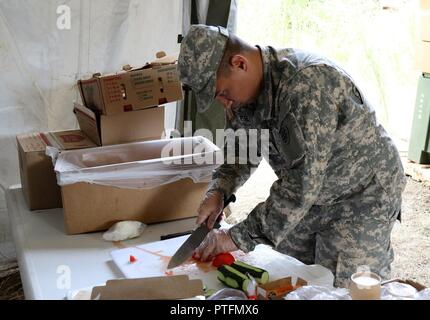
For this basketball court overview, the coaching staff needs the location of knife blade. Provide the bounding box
[167,193,236,269]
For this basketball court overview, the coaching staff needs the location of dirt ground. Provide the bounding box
[391,177,430,286]
[1,160,429,299]
[225,159,430,287]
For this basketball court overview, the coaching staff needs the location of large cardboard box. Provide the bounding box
[55,136,219,234]
[419,13,430,41]
[54,136,220,234]
[17,131,97,210]
[74,103,165,146]
[61,178,207,235]
[416,40,430,73]
[77,63,182,116]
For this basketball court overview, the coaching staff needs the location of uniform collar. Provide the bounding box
[255,45,274,122]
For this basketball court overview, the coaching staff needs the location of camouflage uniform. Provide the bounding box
[179,25,407,288]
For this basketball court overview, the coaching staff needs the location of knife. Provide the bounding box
[167,193,236,269]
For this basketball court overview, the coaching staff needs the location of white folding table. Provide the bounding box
[5,185,196,300]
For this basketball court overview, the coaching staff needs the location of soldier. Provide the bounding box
[178,24,406,288]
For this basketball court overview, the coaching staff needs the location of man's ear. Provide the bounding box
[230,55,248,71]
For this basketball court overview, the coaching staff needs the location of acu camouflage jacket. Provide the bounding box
[208,46,406,252]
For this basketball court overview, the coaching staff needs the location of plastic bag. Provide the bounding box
[102,221,146,241]
[244,245,334,287]
[207,288,248,300]
[381,282,418,300]
[285,285,351,300]
[414,288,430,300]
[48,136,222,189]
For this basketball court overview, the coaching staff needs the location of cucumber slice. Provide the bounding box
[217,265,250,291]
[231,261,269,284]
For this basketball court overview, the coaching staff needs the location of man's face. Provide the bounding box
[214,55,261,113]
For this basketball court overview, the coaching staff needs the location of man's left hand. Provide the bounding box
[193,229,238,262]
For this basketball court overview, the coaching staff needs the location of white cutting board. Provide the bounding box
[110,235,236,291]
[110,235,335,291]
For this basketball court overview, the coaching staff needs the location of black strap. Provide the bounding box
[206,0,232,27]
[191,0,199,25]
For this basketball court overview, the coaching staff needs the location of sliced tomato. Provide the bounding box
[211,252,235,268]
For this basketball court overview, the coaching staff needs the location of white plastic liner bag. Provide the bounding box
[49,136,222,189]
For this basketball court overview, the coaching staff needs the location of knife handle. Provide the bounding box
[213,193,236,229]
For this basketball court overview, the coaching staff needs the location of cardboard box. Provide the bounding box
[89,276,204,300]
[416,41,430,73]
[257,277,307,300]
[74,103,165,146]
[17,131,97,210]
[61,178,208,234]
[44,130,98,150]
[78,62,183,116]
[419,13,430,41]
[56,136,219,234]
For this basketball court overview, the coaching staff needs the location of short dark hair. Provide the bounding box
[217,34,253,77]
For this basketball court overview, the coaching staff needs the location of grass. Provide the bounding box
[237,0,421,150]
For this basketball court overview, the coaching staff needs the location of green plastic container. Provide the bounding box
[408,73,430,164]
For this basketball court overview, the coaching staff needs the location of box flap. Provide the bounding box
[48,130,97,150]
[77,77,105,113]
[149,52,178,67]
[90,276,204,300]
[16,132,49,152]
[74,102,102,145]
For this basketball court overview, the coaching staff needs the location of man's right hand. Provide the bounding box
[196,190,224,229]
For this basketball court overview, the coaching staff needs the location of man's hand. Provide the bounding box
[196,190,224,229]
[193,229,238,262]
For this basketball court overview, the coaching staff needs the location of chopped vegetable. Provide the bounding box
[217,265,250,292]
[217,260,270,293]
[230,261,269,284]
[212,252,235,268]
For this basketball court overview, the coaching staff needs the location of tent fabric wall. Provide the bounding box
[0,0,182,263]
[176,0,237,137]
[195,0,237,135]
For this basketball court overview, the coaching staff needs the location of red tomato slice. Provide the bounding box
[212,252,235,268]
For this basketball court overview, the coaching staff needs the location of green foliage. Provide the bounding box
[237,0,420,146]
